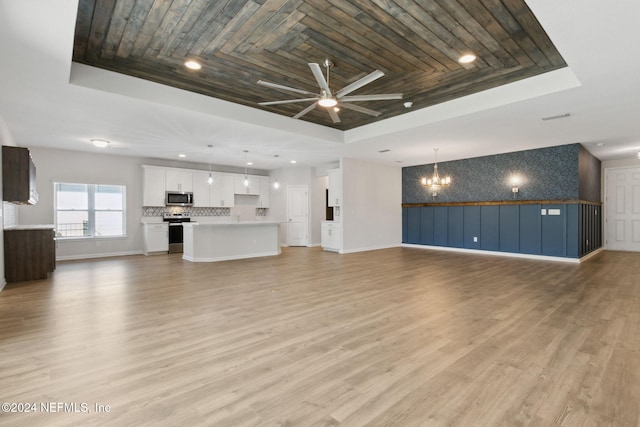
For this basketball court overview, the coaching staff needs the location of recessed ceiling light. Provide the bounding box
[596,143,605,147]
[458,54,476,64]
[178,153,186,158]
[403,102,413,108]
[247,161,253,166]
[91,139,109,148]
[184,60,202,70]
[290,160,296,164]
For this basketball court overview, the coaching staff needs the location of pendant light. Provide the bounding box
[421,148,451,197]
[207,144,213,185]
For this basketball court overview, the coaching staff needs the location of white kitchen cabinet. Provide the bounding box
[143,223,169,254]
[328,168,342,207]
[321,221,341,252]
[142,165,166,207]
[192,171,211,207]
[234,174,260,195]
[166,169,193,192]
[210,172,235,207]
[258,176,271,208]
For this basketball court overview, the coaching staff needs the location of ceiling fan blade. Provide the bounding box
[335,70,385,98]
[340,93,403,102]
[258,80,318,96]
[259,98,318,106]
[293,102,318,119]
[340,102,382,117]
[327,107,341,123]
[309,63,332,95]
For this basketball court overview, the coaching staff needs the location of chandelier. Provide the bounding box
[421,148,451,197]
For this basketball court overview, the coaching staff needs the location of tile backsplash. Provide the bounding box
[142,207,230,217]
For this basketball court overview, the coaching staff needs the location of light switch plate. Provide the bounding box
[541,209,547,215]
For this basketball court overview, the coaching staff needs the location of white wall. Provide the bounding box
[341,157,402,253]
[18,147,146,259]
[268,166,328,246]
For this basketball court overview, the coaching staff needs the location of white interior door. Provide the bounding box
[287,185,308,246]
[605,167,640,251]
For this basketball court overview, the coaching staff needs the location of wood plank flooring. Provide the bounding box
[0,247,639,426]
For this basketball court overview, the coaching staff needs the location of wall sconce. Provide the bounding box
[510,176,520,198]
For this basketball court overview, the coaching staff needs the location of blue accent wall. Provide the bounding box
[401,144,602,259]
[403,144,581,204]
[403,203,591,258]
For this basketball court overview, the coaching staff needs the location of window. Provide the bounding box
[54,182,126,238]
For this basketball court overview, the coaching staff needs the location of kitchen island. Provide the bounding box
[182,221,283,262]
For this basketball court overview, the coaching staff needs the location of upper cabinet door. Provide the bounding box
[165,169,193,192]
[209,172,235,207]
[234,174,259,195]
[258,176,271,208]
[2,146,38,205]
[192,171,211,207]
[142,165,166,207]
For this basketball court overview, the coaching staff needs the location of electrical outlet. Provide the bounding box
[473,236,478,242]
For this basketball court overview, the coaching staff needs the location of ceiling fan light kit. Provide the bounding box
[258,59,402,124]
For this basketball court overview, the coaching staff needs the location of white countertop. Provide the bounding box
[4,224,55,230]
[185,220,284,226]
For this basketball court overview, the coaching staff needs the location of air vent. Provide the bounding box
[542,113,571,121]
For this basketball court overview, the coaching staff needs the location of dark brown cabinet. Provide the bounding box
[4,228,55,282]
[2,145,38,204]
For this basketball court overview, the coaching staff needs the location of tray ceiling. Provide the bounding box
[72,0,566,131]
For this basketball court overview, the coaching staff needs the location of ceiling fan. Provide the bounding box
[257,60,402,123]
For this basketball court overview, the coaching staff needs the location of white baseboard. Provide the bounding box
[0,279,6,292]
[401,244,588,263]
[56,250,143,261]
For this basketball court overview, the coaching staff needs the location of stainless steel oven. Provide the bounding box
[163,214,191,253]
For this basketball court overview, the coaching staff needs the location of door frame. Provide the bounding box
[603,166,640,251]
[286,184,309,247]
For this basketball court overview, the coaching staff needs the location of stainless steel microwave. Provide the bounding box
[165,191,194,206]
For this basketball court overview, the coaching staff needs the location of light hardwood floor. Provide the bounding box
[0,247,639,426]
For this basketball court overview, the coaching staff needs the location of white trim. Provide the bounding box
[401,244,584,263]
[0,279,6,292]
[340,243,402,254]
[56,250,143,261]
[286,184,309,247]
[182,250,281,262]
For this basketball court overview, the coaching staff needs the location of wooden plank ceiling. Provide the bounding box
[73,0,566,131]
